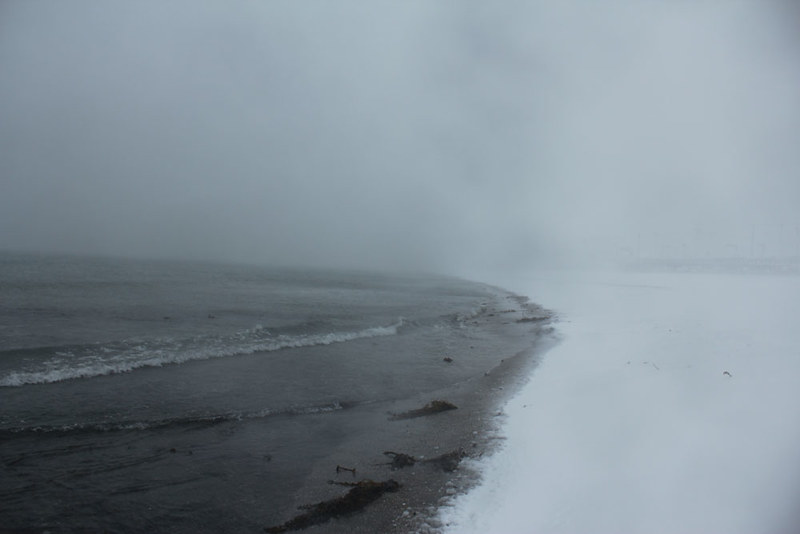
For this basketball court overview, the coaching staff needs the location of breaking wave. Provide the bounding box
[0,320,403,387]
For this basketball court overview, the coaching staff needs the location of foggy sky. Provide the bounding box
[1,1,799,273]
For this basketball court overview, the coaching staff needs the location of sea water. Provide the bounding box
[0,253,541,532]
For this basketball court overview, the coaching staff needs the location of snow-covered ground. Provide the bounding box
[442,270,800,534]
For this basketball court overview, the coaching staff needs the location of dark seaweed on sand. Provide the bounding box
[264,479,400,533]
[516,315,549,323]
[388,400,458,420]
[425,449,466,472]
[380,449,466,472]
[382,451,416,469]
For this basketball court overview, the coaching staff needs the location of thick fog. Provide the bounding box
[1,1,798,273]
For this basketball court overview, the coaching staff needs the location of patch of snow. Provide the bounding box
[442,271,800,534]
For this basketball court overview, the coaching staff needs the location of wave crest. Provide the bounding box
[0,320,403,387]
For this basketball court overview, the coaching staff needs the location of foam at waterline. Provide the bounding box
[0,320,404,387]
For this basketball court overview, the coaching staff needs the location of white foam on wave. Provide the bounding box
[0,320,404,387]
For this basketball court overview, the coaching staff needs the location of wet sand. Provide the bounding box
[265,305,556,534]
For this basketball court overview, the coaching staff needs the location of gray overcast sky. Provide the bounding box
[1,1,799,273]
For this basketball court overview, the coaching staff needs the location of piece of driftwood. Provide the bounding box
[389,400,458,421]
[336,465,356,476]
[264,479,400,533]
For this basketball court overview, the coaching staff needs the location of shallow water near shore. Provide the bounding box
[0,253,549,532]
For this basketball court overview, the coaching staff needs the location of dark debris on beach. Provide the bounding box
[380,448,467,473]
[388,400,458,421]
[264,479,400,533]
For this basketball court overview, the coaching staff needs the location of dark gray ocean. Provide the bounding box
[0,253,546,533]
